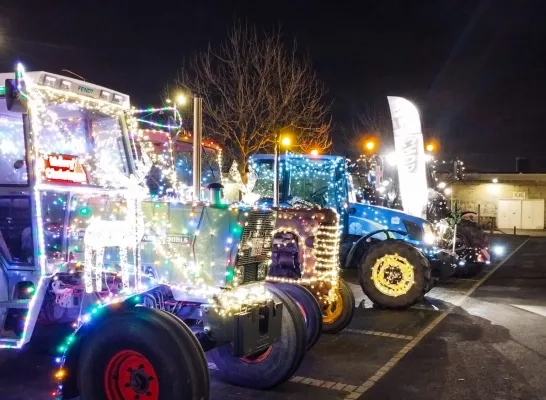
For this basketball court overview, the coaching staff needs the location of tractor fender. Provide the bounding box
[58,300,138,399]
[344,229,408,269]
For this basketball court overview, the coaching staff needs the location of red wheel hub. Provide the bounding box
[239,346,273,364]
[104,350,159,400]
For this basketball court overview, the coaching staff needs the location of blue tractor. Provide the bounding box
[249,153,457,309]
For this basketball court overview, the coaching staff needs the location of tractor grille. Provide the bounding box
[236,209,275,284]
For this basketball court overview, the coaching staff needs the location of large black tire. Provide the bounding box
[321,278,355,334]
[268,282,322,350]
[159,309,210,392]
[209,284,307,389]
[76,306,209,400]
[359,240,431,309]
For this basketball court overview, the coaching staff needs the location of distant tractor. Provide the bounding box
[132,127,328,352]
[249,154,457,310]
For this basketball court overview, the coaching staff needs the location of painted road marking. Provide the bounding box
[290,376,357,392]
[344,237,530,400]
[344,328,414,340]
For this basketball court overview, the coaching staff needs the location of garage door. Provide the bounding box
[522,199,545,229]
[497,199,521,229]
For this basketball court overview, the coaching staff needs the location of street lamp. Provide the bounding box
[425,143,435,152]
[310,149,319,156]
[176,93,188,106]
[281,136,291,147]
[365,140,375,151]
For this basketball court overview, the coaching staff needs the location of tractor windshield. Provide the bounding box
[252,156,340,209]
[34,102,129,187]
[132,132,221,190]
[173,141,221,187]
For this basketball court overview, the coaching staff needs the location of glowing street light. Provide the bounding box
[425,143,435,152]
[310,149,319,156]
[176,93,188,106]
[281,136,291,147]
[365,140,375,151]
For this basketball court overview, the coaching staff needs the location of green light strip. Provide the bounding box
[0,85,5,96]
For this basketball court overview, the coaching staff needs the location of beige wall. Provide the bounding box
[451,181,546,226]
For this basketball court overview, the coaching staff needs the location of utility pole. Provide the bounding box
[192,97,203,201]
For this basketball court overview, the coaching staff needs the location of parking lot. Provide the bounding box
[1,234,545,400]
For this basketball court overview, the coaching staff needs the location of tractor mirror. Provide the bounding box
[5,79,27,113]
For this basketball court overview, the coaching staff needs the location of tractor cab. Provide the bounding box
[0,65,143,346]
[132,129,222,199]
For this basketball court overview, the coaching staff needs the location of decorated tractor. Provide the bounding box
[349,97,490,275]
[132,126,331,349]
[0,65,308,400]
[249,153,454,309]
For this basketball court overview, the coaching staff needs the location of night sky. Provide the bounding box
[2,1,546,172]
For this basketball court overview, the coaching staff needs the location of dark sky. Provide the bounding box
[2,0,546,172]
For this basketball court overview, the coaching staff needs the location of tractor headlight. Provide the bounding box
[423,224,436,245]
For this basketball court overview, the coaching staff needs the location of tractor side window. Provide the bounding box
[0,103,27,185]
[0,196,33,264]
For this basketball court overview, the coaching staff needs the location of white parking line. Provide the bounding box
[344,237,530,400]
[344,328,414,340]
[290,376,358,392]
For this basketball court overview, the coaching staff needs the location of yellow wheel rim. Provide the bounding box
[322,288,344,324]
[371,254,415,297]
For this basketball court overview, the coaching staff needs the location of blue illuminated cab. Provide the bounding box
[249,154,455,278]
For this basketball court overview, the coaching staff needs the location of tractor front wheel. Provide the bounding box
[76,307,209,400]
[268,282,322,350]
[321,279,355,334]
[359,240,431,309]
[209,284,307,389]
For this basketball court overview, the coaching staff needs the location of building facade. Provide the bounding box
[439,173,546,230]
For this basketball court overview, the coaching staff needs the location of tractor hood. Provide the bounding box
[348,202,436,248]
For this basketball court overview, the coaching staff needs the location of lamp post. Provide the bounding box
[273,134,292,207]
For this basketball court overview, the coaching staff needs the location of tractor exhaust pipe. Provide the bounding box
[193,97,203,201]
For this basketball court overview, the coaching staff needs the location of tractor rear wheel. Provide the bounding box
[268,282,322,350]
[209,284,307,389]
[76,307,209,400]
[321,279,355,334]
[359,240,431,309]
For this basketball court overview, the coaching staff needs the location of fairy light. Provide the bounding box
[265,209,342,305]
[132,105,182,130]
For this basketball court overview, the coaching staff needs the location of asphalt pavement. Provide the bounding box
[1,234,544,400]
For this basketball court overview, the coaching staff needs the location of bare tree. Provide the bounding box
[335,103,393,159]
[354,103,392,141]
[176,21,332,176]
